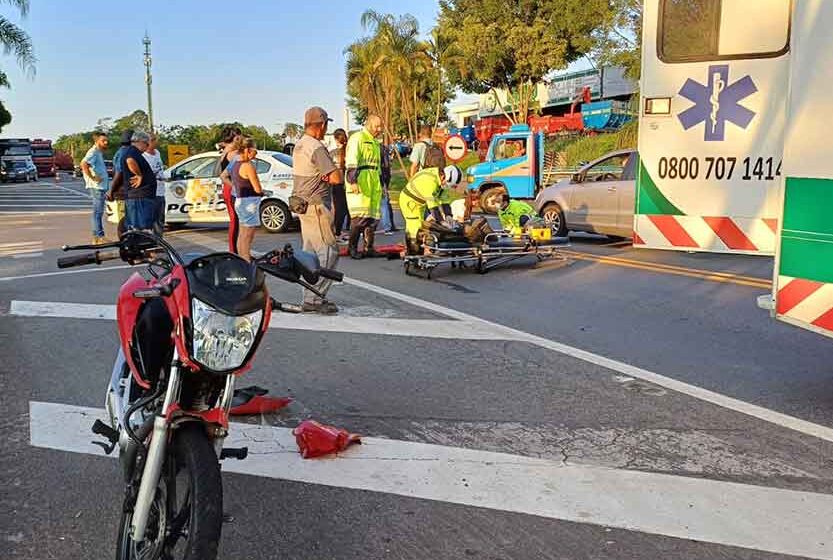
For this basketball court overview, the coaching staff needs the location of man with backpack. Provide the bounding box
[409,125,444,178]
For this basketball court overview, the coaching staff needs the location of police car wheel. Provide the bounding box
[260,200,290,233]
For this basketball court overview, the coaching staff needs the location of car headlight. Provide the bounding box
[191,298,262,371]
[466,174,474,184]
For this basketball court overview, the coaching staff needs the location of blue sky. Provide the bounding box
[2,0,446,140]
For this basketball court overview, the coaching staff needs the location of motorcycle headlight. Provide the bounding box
[191,298,262,371]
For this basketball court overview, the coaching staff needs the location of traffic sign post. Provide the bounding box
[167,145,189,166]
[444,134,468,163]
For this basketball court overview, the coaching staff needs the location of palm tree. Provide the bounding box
[0,0,36,87]
[282,122,302,141]
[427,27,465,130]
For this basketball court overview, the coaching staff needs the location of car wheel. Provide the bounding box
[542,203,567,238]
[479,186,507,215]
[260,200,290,233]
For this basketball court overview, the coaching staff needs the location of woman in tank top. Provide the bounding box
[228,135,263,261]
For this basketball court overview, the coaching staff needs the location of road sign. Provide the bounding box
[167,144,189,166]
[444,134,468,162]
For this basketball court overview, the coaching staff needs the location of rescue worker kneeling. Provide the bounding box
[497,194,538,236]
[399,165,462,255]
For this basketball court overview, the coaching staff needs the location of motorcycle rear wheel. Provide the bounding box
[116,423,223,560]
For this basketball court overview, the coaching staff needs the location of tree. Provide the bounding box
[592,0,642,81]
[0,0,35,88]
[113,109,150,134]
[426,27,465,130]
[282,122,302,141]
[437,0,609,123]
[0,98,11,132]
[345,9,455,176]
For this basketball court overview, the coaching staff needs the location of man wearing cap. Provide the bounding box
[121,131,158,230]
[345,114,383,259]
[292,107,343,314]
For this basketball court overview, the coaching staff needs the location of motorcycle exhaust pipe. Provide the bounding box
[121,416,154,483]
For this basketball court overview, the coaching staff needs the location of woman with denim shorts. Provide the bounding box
[228,136,263,261]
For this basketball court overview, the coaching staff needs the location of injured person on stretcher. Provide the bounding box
[401,196,569,278]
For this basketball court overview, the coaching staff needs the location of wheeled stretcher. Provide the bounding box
[403,230,569,279]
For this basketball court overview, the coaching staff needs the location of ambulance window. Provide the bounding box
[659,0,790,62]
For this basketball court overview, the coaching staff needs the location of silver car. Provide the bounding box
[535,149,636,239]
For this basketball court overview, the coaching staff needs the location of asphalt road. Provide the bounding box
[3,187,833,559]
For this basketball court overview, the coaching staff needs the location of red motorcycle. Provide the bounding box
[58,230,342,560]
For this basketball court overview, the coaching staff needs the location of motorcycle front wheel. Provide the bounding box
[116,423,223,560]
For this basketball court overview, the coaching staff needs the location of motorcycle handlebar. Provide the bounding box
[318,267,344,282]
[57,249,121,269]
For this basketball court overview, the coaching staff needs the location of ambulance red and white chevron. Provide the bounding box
[775,276,833,335]
[633,215,778,254]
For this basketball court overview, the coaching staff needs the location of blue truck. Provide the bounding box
[466,101,633,213]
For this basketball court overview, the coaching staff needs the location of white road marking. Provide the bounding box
[8,300,506,340]
[344,277,833,445]
[0,204,91,208]
[0,210,90,216]
[29,400,833,560]
[0,264,133,282]
[11,252,43,259]
[0,241,43,257]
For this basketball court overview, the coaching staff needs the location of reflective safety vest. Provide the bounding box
[345,128,382,220]
[400,168,443,213]
[498,200,536,235]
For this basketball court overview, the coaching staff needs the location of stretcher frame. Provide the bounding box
[403,231,569,279]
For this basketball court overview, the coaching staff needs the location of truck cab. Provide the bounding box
[466,125,544,213]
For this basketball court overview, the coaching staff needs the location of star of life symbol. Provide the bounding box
[678,65,758,142]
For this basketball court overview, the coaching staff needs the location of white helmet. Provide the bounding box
[443,165,462,187]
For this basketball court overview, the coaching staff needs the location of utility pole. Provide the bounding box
[143,33,154,133]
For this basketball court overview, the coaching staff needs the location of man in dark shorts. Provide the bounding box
[292,107,343,314]
[122,131,157,230]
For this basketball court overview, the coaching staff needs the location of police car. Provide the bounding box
[163,150,295,233]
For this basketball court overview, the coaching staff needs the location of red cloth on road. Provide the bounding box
[338,243,403,257]
[293,420,361,458]
[229,395,292,416]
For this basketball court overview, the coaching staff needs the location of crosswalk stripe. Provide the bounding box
[8,300,508,340]
[29,400,833,560]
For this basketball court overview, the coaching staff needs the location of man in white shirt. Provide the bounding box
[142,133,166,234]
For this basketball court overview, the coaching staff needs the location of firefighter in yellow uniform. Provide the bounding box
[345,115,384,259]
[399,165,462,254]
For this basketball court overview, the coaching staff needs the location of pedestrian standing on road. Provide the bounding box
[409,125,433,178]
[379,143,398,235]
[122,131,158,231]
[292,106,342,314]
[329,128,350,239]
[345,114,383,259]
[227,135,263,262]
[108,130,133,235]
[142,133,166,235]
[215,125,242,253]
[80,132,111,244]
